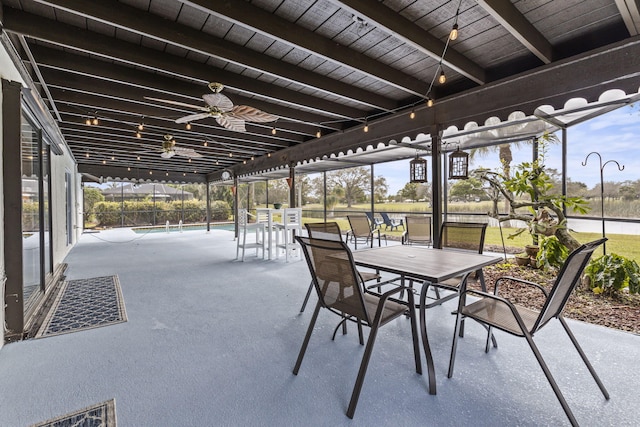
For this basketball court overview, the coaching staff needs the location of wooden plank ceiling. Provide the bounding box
[1,0,639,183]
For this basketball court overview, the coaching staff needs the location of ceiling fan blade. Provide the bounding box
[230,105,278,123]
[144,96,208,111]
[160,151,175,159]
[216,115,246,132]
[202,93,234,111]
[139,144,163,153]
[175,112,211,124]
[174,146,203,158]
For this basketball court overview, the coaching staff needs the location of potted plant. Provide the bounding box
[515,253,530,266]
[525,244,539,257]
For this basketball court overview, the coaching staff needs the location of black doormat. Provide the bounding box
[35,275,127,338]
[30,399,116,427]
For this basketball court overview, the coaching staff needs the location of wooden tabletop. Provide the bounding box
[350,245,502,282]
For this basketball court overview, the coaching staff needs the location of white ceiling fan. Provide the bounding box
[145,83,278,132]
[140,134,203,159]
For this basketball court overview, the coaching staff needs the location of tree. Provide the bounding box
[619,180,640,201]
[399,182,419,202]
[449,177,485,202]
[327,167,369,207]
[373,176,389,202]
[474,133,589,252]
[83,187,105,223]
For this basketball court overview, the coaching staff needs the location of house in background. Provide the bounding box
[101,183,193,202]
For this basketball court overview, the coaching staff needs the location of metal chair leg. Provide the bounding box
[299,280,314,313]
[559,317,609,399]
[293,301,321,375]
[347,321,381,418]
[523,331,580,427]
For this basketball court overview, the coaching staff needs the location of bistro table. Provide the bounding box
[256,208,283,260]
[349,245,502,395]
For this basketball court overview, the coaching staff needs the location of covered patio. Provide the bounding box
[0,228,637,426]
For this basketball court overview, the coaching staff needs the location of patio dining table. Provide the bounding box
[349,245,502,395]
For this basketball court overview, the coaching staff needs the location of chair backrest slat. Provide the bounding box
[534,238,606,331]
[305,222,343,241]
[405,215,432,245]
[438,222,487,254]
[296,236,371,323]
[348,215,372,237]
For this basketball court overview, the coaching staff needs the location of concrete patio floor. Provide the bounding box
[0,228,638,426]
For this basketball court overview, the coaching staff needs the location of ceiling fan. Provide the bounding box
[140,134,203,159]
[145,83,278,132]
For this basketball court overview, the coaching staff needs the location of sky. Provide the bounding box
[376,103,640,195]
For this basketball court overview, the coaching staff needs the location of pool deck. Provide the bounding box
[0,228,638,426]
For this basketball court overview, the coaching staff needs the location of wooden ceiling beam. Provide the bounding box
[331,0,486,84]
[614,0,640,36]
[227,37,640,178]
[57,112,292,150]
[47,86,312,140]
[2,8,369,119]
[26,0,398,110]
[28,45,344,131]
[40,68,330,139]
[476,0,554,64]
[183,0,428,98]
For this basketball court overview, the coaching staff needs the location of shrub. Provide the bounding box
[536,236,568,272]
[210,200,231,221]
[584,253,640,295]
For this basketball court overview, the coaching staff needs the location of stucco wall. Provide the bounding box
[0,42,24,351]
[1,38,79,348]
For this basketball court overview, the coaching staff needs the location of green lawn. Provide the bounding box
[302,216,639,263]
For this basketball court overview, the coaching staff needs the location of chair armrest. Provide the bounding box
[494,276,549,298]
[460,288,530,332]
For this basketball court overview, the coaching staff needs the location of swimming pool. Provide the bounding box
[131,223,235,234]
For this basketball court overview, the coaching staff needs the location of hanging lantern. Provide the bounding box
[448,148,469,179]
[410,155,428,183]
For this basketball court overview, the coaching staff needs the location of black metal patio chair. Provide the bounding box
[293,236,422,419]
[346,215,386,249]
[447,238,609,427]
[299,222,380,313]
[402,215,432,246]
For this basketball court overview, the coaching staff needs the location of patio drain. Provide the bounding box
[35,275,127,338]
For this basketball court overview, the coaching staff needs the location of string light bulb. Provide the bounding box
[136,131,142,138]
[185,123,192,130]
[203,141,208,147]
[229,152,233,157]
[410,110,416,119]
[363,119,369,133]
[438,70,446,84]
[271,127,277,135]
[427,97,434,107]
[92,116,99,125]
[85,118,91,126]
[450,23,459,41]
[138,123,144,131]
[316,130,321,138]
